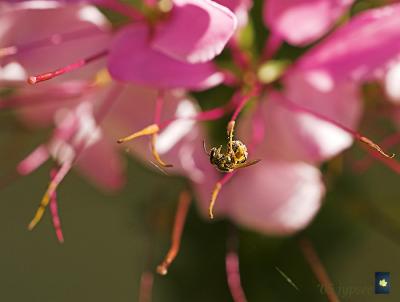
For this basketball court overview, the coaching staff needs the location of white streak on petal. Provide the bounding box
[0,62,27,81]
[157,99,196,153]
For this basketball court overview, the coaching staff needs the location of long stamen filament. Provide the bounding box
[157,191,191,275]
[151,133,173,168]
[226,252,248,302]
[280,97,395,159]
[138,271,154,302]
[28,162,71,230]
[28,50,109,84]
[209,172,235,219]
[49,191,64,243]
[299,238,340,302]
[117,124,160,144]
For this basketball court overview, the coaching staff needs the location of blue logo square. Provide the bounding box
[375,272,390,294]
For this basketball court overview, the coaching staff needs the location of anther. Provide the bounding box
[151,133,173,168]
[27,50,108,84]
[358,136,395,158]
[117,124,160,144]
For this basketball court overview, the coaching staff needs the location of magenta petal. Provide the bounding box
[264,0,354,45]
[246,91,357,163]
[215,0,252,27]
[224,160,324,235]
[294,3,400,82]
[76,138,125,191]
[0,3,110,81]
[152,0,237,63]
[108,24,223,90]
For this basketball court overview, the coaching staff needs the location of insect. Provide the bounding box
[203,133,260,173]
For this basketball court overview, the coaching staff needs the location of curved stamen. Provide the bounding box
[49,190,64,244]
[117,124,160,144]
[28,161,71,230]
[299,238,340,302]
[226,233,248,302]
[280,97,395,159]
[151,133,173,168]
[209,172,235,219]
[157,191,191,275]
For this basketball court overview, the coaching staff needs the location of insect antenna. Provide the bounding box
[203,140,210,155]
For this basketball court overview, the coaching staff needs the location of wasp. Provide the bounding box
[204,125,260,172]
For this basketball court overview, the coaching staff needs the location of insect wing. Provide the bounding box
[234,159,261,170]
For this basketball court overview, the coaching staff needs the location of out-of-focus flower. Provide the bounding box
[188,98,326,235]
[188,2,400,235]
[107,24,224,90]
[215,0,252,28]
[4,0,237,89]
[289,3,400,82]
[277,3,400,163]
[0,1,110,83]
[264,0,355,45]
[385,61,400,104]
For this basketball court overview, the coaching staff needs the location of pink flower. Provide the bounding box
[290,3,400,82]
[277,3,400,163]
[264,0,355,45]
[107,24,224,90]
[211,0,252,28]
[188,101,326,235]
[17,90,126,191]
[150,0,237,64]
[3,0,237,89]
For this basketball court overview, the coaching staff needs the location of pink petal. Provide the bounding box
[240,90,359,163]
[222,160,325,235]
[152,0,237,63]
[284,70,362,130]
[103,84,212,182]
[14,81,92,127]
[76,137,125,191]
[215,0,252,27]
[384,61,400,104]
[17,144,50,175]
[108,24,223,90]
[294,3,400,82]
[264,0,354,45]
[0,2,110,82]
[192,157,325,235]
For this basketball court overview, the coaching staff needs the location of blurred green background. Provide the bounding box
[2,0,400,301]
[1,110,400,301]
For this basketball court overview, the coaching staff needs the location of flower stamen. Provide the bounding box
[27,50,109,84]
[28,161,71,231]
[280,97,395,159]
[299,238,339,302]
[209,172,235,219]
[157,191,191,275]
[139,271,154,302]
[49,190,64,244]
[151,133,173,168]
[117,124,160,144]
[226,232,248,302]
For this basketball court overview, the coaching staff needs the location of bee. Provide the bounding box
[204,139,260,172]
